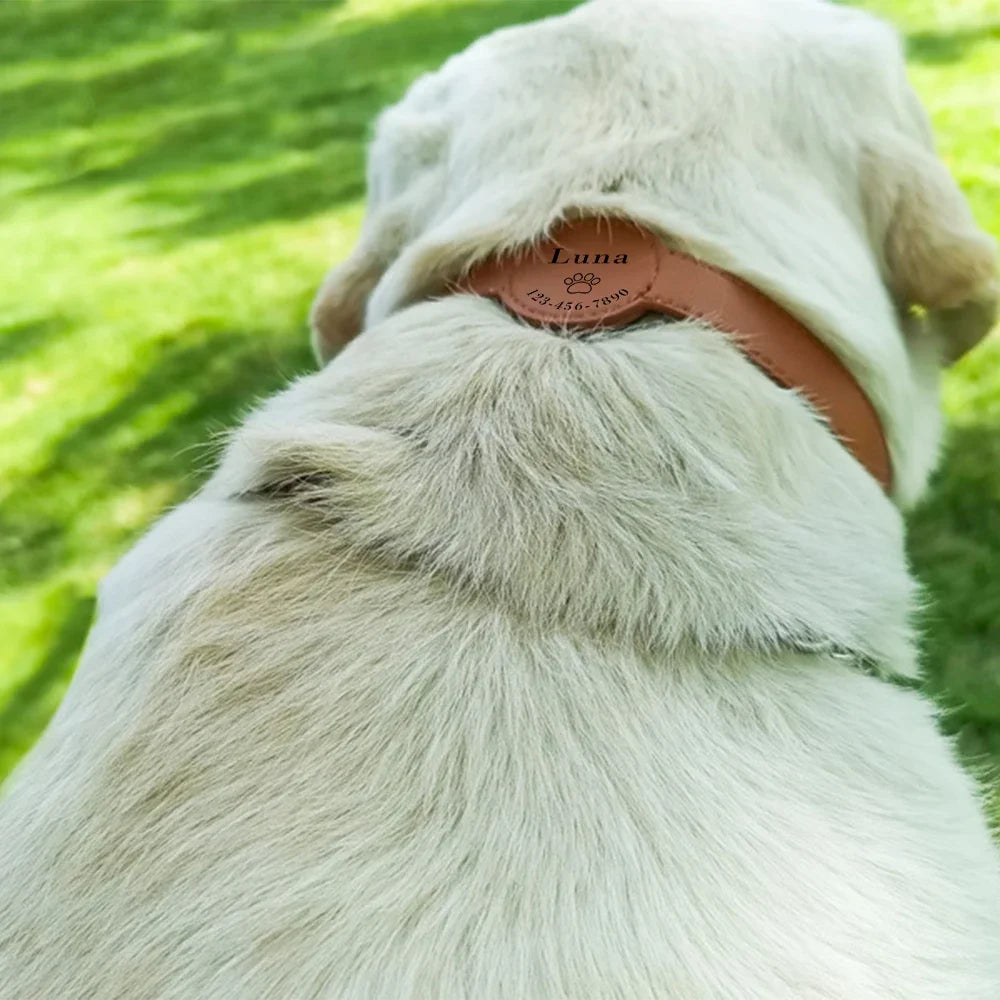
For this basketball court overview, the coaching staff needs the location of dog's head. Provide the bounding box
[310,0,995,500]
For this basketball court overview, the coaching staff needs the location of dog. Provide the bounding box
[2,0,1000,997]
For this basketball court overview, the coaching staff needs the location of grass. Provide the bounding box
[0,0,998,817]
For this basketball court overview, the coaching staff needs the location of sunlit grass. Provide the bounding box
[0,0,998,816]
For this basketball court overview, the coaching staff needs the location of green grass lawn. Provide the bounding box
[1,0,999,819]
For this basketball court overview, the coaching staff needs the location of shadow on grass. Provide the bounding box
[135,152,367,241]
[0,315,74,365]
[908,421,1000,735]
[0,0,334,64]
[0,324,315,593]
[906,21,1000,66]
[0,589,96,777]
[3,0,577,245]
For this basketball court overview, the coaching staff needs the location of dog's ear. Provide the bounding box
[309,210,411,366]
[861,118,998,363]
[310,99,452,366]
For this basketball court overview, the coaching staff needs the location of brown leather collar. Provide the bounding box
[457,217,892,492]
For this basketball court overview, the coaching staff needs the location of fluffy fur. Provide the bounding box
[2,1,999,998]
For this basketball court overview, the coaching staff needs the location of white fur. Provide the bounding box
[2,2,999,998]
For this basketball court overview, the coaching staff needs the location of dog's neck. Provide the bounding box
[457,217,892,493]
[218,290,917,680]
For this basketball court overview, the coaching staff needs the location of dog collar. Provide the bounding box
[457,217,892,493]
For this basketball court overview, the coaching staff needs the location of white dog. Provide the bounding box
[2,1,999,997]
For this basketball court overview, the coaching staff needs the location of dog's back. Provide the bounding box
[3,303,1000,998]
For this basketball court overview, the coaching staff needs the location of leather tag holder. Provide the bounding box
[457,217,892,493]
[460,218,661,330]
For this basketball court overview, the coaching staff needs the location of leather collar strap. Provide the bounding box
[458,217,892,493]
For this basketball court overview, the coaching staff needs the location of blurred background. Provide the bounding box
[0,0,998,816]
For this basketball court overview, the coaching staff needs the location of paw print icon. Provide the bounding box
[564,272,601,294]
